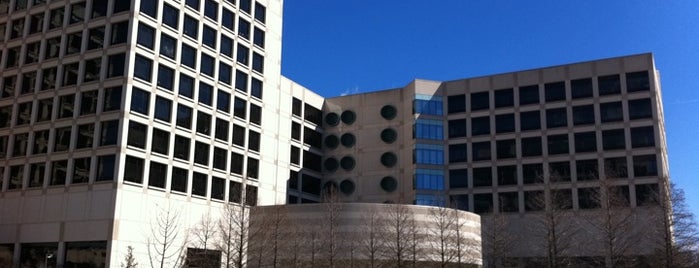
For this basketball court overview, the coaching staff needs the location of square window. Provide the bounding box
[200,53,215,77]
[192,172,208,197]
[494,88,513,108]
[232,124,245,147]
[13,133,29,157]
[69,2,86,24]
[130,87,150,115]
[72,157,90,183]
[110,21,129,44]
[547,134,569,155]
[234,97,246,119]
[15,102,32,126]
[137,23,155,49]
[602,129,625,151]
[236,44,249,65]
[49,8,64,29]
[213,148,227,171]
[626,71,650,92]
[215,118,229,141]
[248,130,260,152]
[162,4,179,29]
[140,0,157,18]
[628,98,652,120]
[29,163,46,186]
[62,62,79,86]
[107,54,125,77]
[59,94,75,118]
[449,143,467,163]
[221,35,234,57]
[183,15,198,39]
[199,82,213,106]
[29,13,44,34]
[600,101,623,122]
[151,128,170,155]
[179,74,194,98]
[51,160,68,185]
[598,74,621,95]
[196,112,211,136]
[254,3,266,23]
[549,161,571,182]
[103,86,122,112]
[194,142,209,166]
[498,191,518,212]
[154,96,172,122]
[100,120,119,146]
[92,1,108,18]
[544,81,565,102]
[578,187,600,209]
[222,8,235,31]
[574,131,597,153]
[521,137,542,157]
[572,105,595,125]
[176,104,192,129]
[447,95,466,114]
[203,25,217,48]
[252,53,264,73]
[54,127,72,152]
[631,126,655,148]
[127,121,147,149]
[496,139,516,159]
[123,156,144,183]
[157,65,175,91]
[571,78,593,99]
[171,167,188,192]
[33,130,50,154]
[240,0,252,13]
[204,0,218,20]
[211,176,225,200]
[217,90,230,112]
[160,34,177,59]
[474,193,493,214]
[448,119,467,138]
[250,104,261,125]
[238,18,250,39]
[472,141,491,161]
[148,161,167,188]
[247,158,259,179]
[8,165,24,189]
[523,164,543,184]
[186,0,200,10]
[75,123,95,149]
[253,27,265,48]
[181,44,197,69]
[230,152,244,174]
[219,63,232,84]
[546,107,567,128]
[495,114,514,133]
[134,55,153,82]
[519,85,539,105]
[235,70,248,92]
[633,155,657,177]
[471,116,490,136]
[471,92,489,111]
[520,111,540,131]
[174,135,190,160]
[576,159,599,181]
[604,157,628,178]
[84,58,102,83]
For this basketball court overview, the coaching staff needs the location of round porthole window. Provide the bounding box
[381,176,398,192]
[325,112,340,127]
[380,128,397,144]
[381,105,397,120]
[324,157,339,172]
[341,110,356,125]
[339,179,355,195]
[340,156,356,171]
[324,135,339,149]
[381,152,397,167]
[340,133,356,148]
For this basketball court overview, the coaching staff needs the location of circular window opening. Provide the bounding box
[341,110,356,125]
[339,179,355,195]
[325,112,340,127]
[381,152,397,167]
[340,133,356,148]
[381,105,397,120]
[381,176,398,192]
[340,156,356,171]
[381,128,397,144]
[324,158,339,172]
[324,135,339,149]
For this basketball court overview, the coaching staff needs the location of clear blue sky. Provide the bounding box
[281,1,699,215]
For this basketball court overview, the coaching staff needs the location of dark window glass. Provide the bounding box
[59,94,75,118]
[292,98,302,116]
[303,151,322,172]
[107,54,125,77]
[236,44,249,65]
[123,156,144,183]
[633,155,657,177]
[230,152,244,174]
[213,148,227,171]
[200,53,215,77]
[96,155,116,181]
[471,116,489,136]
[521,137,542,157]
[496,139,516,159]
[525,191,545,211]
[495,114,514,133]
[13,133,29,157]
[148,161,167,188]
[304,104,322,125]
[54,127,71,152]
[179,74,194,98]
[220,35,233,57]
[235,70,248,92]
[62,62,80,86]
[130,87,150,115]
[196,112,211,136]
[604,157,628,178]
[183,15,198,39]
[291,122,301,140]
[204,0,218,20]
[71,3,88,25]
[474,193,493,214]
[472,141,491,161]
[602,129,625,151]
[253,27,265,48]
[15,102,32,126]
[127,121,147,149]
[600,101,623,122]
[33,130,50,154]
[250,104,261,125]
[448,119,467,138]
[574,131,597,153]
[157,65,175,90]
[598,74,621,95]
[232,124,245,147]
[162,4,179,29]
[576,159,599,181]
[449,143,467,163]
[203,25,216,48]
[234,97,246,119]
[83,58,101,83]
[498,192,519,212]
[194,142,209,165]
[134,55,153,82]
[252,53,264,73]
[110,22,129,44]
[547,134,569,155]
[572,105,595,125]
[215,118,229,141]
[544,81,565,102]
[636,184,659,206]
[222,8,235,31]
[186,0,200,10]
[198,82,213,106]
[546,108,567,128]
[520,111,540,131]
[171,167,188,192]
[473,167,493,187]
[631,126,655,148]
[238,18,250,39]
[176,104,192,129]
[628,98,653,120]
[75,123,95,149]
[247,157,259,178]
[174,135,190,160]
[447,94,466,114]
[579,187,601,209]
[471,92,489,111]
[248,130,260,152]
[140,0,157,18]
[219,63,232,84]
[240,0,252,13]
[626,71,650,92]
[49,8,64,29]
[290,146,301,165]
[494,88,514,108]
[523,163,543,184]
[449,169,468,188]
[51,160,68,185]
[571,78,593,99]
[251,78,263,99]
[305,127,323,148]
[137,23,155,49]
[254,2,266,23]
[72,157,91,183]
[549,161,571,181]
[154,96,172,122]
[87,27,105,50]
[151,128,169,155]
[519,85,539,105]
[181,44,197,68]
[217,91,230,113]
[211,176,225,200]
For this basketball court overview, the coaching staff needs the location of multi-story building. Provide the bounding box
[0,0,669,266]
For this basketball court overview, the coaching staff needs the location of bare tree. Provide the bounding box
[147,204,185,268]
[646,181,699,268]
[383,203,413,267]
[527,183,578,268]
[320,186,344,267]
[428,206,456,267]
[188,213,219,268]
[361,208,385,268]
[120,246,138,268]
[407,215,422,268]
[252,205,289,267]
[482,211,516,268]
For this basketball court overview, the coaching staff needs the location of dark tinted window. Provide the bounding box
[598,74,621,95]
[472,141,491,161]
[496,139,516,159]
[600,101,623,122]
[519,85,539,105]
[494,88,514,108]
[473,167,492,187]
[495,114,514,133]
[571,78,593,99]
[631,126,655,148]
[448,119,467,138]
[523,163,543,184]
[471,92,489,111]
[544,82,565,102]
[572,105,595,125]
[471,116,490,136]
[549,161,571,181]
[449,143,468,163]
[547,134,569,155]
[626,71,650,92]
[602,129,625,151]
[521,137,542,157]
[520,111,540,131]
[628,98,652,120]
[497,166,517,186]
[546,108,567,128]
[576,159,599,181]
[449,169,468,188]
[574,131,597,153]
[633,155,657,177]
[447,94,466,114]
